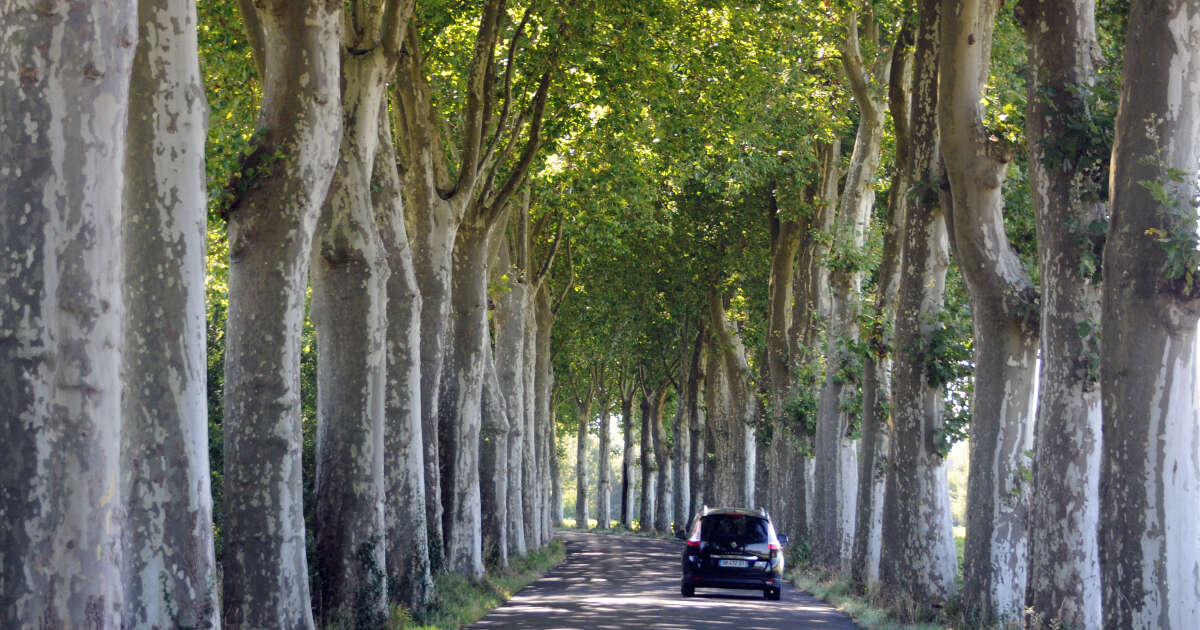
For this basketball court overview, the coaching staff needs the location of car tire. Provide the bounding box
[682,584,695,597]
[765,587,781,601]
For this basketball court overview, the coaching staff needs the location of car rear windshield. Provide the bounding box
[700,514,769,544]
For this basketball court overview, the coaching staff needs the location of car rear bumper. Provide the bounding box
[682,571,781,591]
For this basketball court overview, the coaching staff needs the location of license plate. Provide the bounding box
[718,559,749,568]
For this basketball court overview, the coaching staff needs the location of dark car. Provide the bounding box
[675,506,788,600]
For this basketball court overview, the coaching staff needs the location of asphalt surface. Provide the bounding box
[468,529,860,629]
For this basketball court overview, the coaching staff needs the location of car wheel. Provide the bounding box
[682,583,695,597]
[765,587,781,601]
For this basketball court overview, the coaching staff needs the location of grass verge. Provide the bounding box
[786,569,948,630]
[392,539,567,629]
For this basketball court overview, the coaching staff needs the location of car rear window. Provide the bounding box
[700,514,769,544]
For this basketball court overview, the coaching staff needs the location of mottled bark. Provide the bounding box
[574,377,596,528]
[1100,1,1200,627]
[639,391,658,529]
[392,5,500,568]
[221,1,342,626]
[373,106,432,613]
[597,397,613,529]
[494,210,528,554]
[311,5,410,617]
[853,21,912,591]
[673,334,698,530]
[522,293,539,545]
[653,381,672,533]
[705,290,756,507]
[438,217,502,578]
[688,344,708,517]
[536,287,561,531]
[880,0,959,606]
[1015,1,1104,627]
[480,335,510,569]
[813,10,891,573]
[619,377,638,528]
[939,0,1040,621]
[0,3,135,627]
[120,0,218,626]
[763,183,805,539]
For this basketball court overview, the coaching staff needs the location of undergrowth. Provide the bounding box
[363,539,566,630]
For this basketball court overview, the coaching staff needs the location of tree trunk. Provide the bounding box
[620,390,637,528]
[705,290,756,507]
[439,218,499,578]
[1100,1,1200,626]
[688,345,708,516]
[1015,1,1105,627]
[853,20,912,591]
[310,39,394,627]
[879,0,959,607]
[575,396,593,528]
[494,212,529,555]
[813,11,891,574]
[0,4,135,627]
[639,393,656,530]
[522,292,539,545]
[653,383,672,533]
[480,335,510,569]
[536,288,561,531]
[408,198,458,572]
[120,0,219,625]
[373,105,433,614]
[939,0,1040,621]
[221,1,341,626]
[673,335,698,530]
[597,398,613,529]
[763,183,805,540]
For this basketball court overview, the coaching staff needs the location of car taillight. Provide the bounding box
[687,539,701,548]
[768,542,781,551]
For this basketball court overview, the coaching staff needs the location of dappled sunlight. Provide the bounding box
[469,530,858,629]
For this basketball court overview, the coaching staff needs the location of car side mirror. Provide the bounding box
[674,528,687,540]
[778,534,789,544]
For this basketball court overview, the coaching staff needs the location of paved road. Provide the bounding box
[469,530,859,629]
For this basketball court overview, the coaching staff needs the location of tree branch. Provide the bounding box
[450,0,506,199]
[840,9,884,123]
[482,70,553,226]
[552,239,574,315]
[483,5,534,169]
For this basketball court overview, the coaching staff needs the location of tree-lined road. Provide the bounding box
[470,530,859,629]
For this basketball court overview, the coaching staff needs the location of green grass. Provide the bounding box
[387,539,566,630]
[786,570,949,630]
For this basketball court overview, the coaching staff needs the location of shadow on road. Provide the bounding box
[468,529,859,630]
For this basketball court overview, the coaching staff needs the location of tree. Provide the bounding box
[617,365,639,528]
[0,3,137,627]
[704,288,757,508]
[373,103,434,614]
[879,0,959,608]
[493,198,530,553]
[939,0,1039,621]
[397,2,553,574]
[121,0,219,625]
[219,0,341,625]
[1100,0,1200,626]
[852,14,913,590]
[309,1,412,623]
[813,9,892,573]
[1016,1,1108,626]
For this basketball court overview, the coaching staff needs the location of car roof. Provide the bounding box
[702,507,767,518]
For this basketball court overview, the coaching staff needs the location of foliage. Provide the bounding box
[904,310,972,390]
[1140,154,1200,297]
[393,541,567,630]
[781,360,823,456]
